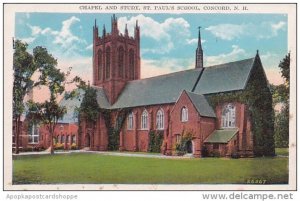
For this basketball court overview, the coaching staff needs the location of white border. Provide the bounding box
[2,3,297,191]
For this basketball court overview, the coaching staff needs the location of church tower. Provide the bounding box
[93,15,141,104]
[195,27,203,69]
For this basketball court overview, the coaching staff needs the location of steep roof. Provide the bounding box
[58,91,84,123]
[194,58,255,94]
[111,68,203,109]
[204,129,239,143]
[185,91,216,118]
[93,86,110,109]
[58,87,109,123]
[110,57,256,109]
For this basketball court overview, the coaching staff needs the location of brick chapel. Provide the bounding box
[36,15,275,157]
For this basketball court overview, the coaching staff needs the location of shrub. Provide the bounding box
[54,143,64,150]
[212,150,220,157]
[71,143,77,150]
[148,130,163,153]
[231,152,240,159]
[175,130,194,156]
[32,144,45,152]
[20,144,45,152]
[201,146,209,157]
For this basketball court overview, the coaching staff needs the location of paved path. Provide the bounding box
[13,150,288,158]
[13,150,194,159]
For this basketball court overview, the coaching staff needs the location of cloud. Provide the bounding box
[53,16,81,47]
[205,45,247,66]
[25,16,86,57]
[186,38,198,44]
[57,56,92,84]
[206,24,246,40]
[20,37,36,44]
[118,14,193,54]
[205,24,247,40]
[85,43,93,51]
[186,38,205,45]
[206,21,286,40]
[40,27,59,35]
[257,21,286,39]
[27,24,42,36]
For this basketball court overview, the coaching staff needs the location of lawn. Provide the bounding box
[13,153,288,184]
[275,148,289,156]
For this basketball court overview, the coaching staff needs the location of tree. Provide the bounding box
[274,53,290,148]
[79,84,100,124]
[13,40,36,154]
[26,46,67,154]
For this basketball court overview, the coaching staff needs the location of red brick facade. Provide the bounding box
[93,15,140,105]
[21,16,267,158]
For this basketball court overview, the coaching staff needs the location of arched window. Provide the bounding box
[105,46,111,79]
[222,103,236,128]
[129,49,135,79]
[141,109,148,130]
[97,49,102,80]
[127,112,134,130]
[118,46,124,78]
[156,109,164,130]
[29,124,39,144]
[181,107,188,122]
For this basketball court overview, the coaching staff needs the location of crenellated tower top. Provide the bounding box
[92,15,141,105]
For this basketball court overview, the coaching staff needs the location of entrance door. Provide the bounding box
[186,140,193,154]
[85,134,90,147]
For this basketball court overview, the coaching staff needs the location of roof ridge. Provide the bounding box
[185,90,205,96]
[204,57,255,69]
[127,68,201,83]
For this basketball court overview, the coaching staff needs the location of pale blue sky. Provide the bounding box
[15,13,288,85]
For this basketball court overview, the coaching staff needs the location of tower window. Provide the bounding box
[141,109,148,130]
[221,103,236,128]
[129,49,135,79]
[98,49,102,80]
[156,109,164,130]
[118,46,124,78]
[105,46,111,79]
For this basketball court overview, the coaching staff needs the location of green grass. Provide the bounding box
[110,151,162,155]
[13,153,288,184]
[276,148,289,156]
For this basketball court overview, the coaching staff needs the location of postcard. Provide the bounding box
[3,3,296,191]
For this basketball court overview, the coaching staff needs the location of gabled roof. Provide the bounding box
[58,86,110,123]
[185,91,216,118]
[111,68,203,109]
[58,90,84,123]
[93,86,110,109]
[110,57,257,109]
[204,129,239,143]
[194,58,255,94]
